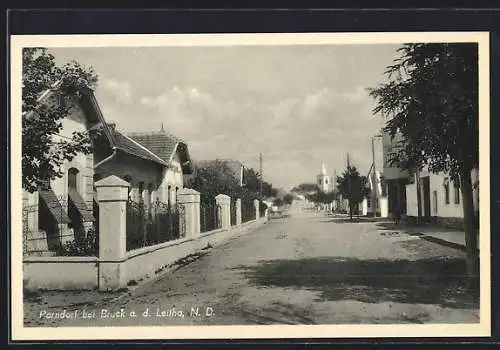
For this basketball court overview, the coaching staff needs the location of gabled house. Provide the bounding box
[95,124,194,208]
[22,84,194,255]
[23,85,114,252]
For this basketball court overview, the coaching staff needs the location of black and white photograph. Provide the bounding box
[10,32,490,340]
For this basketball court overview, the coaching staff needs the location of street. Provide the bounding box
[25,207,479,327]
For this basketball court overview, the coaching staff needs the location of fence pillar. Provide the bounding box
[254,199,260,220]
[95,175,130,291]
[26,191,39,231]
[177,188,200,237]
[216,194,231,229]
[236,198,242,226]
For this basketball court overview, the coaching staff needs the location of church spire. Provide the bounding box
[321,162,327,176]
[160,123,165,133]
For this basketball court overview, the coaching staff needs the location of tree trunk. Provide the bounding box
[415,167,422,224]
[460,168,479,281]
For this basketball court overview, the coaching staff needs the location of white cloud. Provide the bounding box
[101,79,133,103]
[100,84,380,188]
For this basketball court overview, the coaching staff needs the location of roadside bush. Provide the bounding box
[57,226,98,256]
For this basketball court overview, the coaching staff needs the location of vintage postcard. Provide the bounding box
[10,32,491,340]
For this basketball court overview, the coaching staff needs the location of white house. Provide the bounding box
[405,166,479,228]
[22,84,194,256]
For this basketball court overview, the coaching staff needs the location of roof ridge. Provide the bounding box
[127,130,184,142]
[117,131,167,165]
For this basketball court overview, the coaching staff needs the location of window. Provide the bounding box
[68,167,79,191]
[167,185,172,207]
[325,178,328,185]
[147,183,154,206]
[138,182,145,203]
[443,178,450,205]
[454,182,460,204]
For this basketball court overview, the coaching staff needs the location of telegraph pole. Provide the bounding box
[371,136,378,217]
[347,153,351,216]
[259,152,263,200]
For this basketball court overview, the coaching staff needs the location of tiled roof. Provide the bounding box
[108,126,167,165]
[127,131,182,163]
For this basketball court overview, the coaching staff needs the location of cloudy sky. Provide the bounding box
[49,44,400,190]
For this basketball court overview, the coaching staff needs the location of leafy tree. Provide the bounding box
[273,197,284,207]
[186,160,241,203]
[242,167,275,198]
[187,160,275,207]
[368,43,479,278]
[283,193,294,205]
[336,165,371,220]
[22,47,98,193]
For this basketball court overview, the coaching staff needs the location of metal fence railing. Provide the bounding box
[230,199,237,226]
[23,194,97,257]
[126,199,183,251]
[241,200,255,223]
[200,200,221,233]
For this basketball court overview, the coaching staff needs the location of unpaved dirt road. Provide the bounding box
[25,210,479,327]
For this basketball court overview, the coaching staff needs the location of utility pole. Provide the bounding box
[259,152,263,200]
[347,153,351,216]
[371,136,378,217]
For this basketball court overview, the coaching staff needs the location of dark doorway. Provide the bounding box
[422,176,431,220]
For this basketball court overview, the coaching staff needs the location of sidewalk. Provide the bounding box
[380,223,479,252]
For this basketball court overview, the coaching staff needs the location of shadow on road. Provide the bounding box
[375,222,469,252]
[234,256,479,309]
[321,217,393,224]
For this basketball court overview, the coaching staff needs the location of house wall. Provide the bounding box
[381,131,410,180]
[405,168,479,221]
[95,152,163,201]
[159,152,184,204]
[95,152,184,205]
[23,98,94,235]
[50,100,94,205]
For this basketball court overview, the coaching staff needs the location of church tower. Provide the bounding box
[316,162,331,193]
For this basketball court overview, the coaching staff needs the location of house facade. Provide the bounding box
[405,167,479,228]
[381,131,410,216]
[23,86,111,252]
[94,125,193,209]
[22,85,193,255]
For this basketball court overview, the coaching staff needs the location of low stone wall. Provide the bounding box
[23,218,267,291]
[125,218,266,285]
[23,257,99,291]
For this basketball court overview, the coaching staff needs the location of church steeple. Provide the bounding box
[321,162,327,176]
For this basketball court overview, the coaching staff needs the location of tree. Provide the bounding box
[186,160,241,203]
[336,165,371,220]
[242,167,275,198]
[273,197,284,207]
[186,160,275,205]
[22,48,99,193]
[368,43,479,279]
[283,193,294,205]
